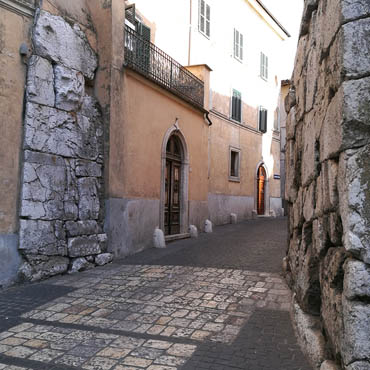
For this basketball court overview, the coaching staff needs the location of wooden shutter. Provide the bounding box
[234,29,240,59]
[240,33,243,60]
[140,24,151,41]
[259,108,267,133]
[265,55,268,79]
[199,0,205,33]
[260,52,264,77]
[206,4,210,36]
[125,4,135,24]
[232,90,241,122]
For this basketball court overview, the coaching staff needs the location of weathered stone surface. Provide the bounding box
[33,10,97,79]
[346,361,370,370]
[303,182,315,223]
[322,160,339,212]
[68,235,101,257]
[342,299,370,365]
[97,233,107,252]
[293,299,326,370]
[26,55,55,106]
[18,262,33,282]
[95,253,113,266]
[344,259,370,300]
[339,147,370,264]
[19,219,66,255]
[342,0,370,20]
[189,225,198,238]
[204,219,213,233]
[153,228,165,248]
[31,256,69,281]
[342,19,370,79]
[54,65,85,111]
[78,177,100,220]
[320,248,347,359]
[69,257,94,273]
[320,360,340,370]
[65,220,101,237]
[75,159,102,177]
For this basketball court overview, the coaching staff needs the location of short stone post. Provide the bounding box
[153,228,166,248]
[204,219,213,233]
[189,225,198,238]
[230,213,237,224]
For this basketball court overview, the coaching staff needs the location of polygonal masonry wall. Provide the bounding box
[18,10,112,281]
[284,1,370,370]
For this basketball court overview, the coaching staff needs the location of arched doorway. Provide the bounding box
[165,135,182,235]
[257,165,266,215]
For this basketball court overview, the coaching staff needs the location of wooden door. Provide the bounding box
[257,166,266,215]
[165,136,182,235]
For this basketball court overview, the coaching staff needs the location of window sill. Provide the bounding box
[198,30,210,39]
[229,176,240,183]
[259,75,268,82]
[233,56,243,63]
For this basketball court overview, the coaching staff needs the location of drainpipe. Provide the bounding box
[188,0,192,65]
[204,112,213,126]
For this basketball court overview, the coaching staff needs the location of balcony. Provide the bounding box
[124,26,204,109]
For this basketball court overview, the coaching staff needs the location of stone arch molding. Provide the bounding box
[159,120,189,235]
[254,161,270,216]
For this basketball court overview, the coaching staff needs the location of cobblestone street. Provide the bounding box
[0,217,311,370]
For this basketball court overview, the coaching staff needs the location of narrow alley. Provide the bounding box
[0,218,311,370]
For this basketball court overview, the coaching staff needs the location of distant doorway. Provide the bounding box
[165,135,182,235]
[257,165,266,215]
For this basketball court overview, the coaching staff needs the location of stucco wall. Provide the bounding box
[285,1,370,369]
[0,4,33,286]
[106,70,209,256]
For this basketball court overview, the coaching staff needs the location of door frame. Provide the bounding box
[160,123,189,235]
[254,161,270,216]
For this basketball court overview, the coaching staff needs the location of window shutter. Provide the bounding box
[237,93,241,121]
[206,4,210,36]
[240,34,243,60]
[265,55,268,79]
[125,4,136,24]
[199,0,205,33]
[260,52,264,77]
[259,108,267,133]
[140,24,151,41]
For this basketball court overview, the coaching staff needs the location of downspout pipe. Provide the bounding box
[204,112,212,126]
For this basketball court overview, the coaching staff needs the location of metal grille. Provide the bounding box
[124,26,204,109]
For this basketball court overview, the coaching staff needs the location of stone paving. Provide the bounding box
[0,217,312,369]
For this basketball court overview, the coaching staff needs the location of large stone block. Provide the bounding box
[69,257,94,273]
[303,181,315,223]
[54,65,85,111]
[302,119,318,187]
[30,256,69,281]
[65,220,101,237]
[26,55,55,107]
[78,177,100,220]
[320,248,346,358]
[19,219,67,255]
[68,235,101,257]
[342,19,370,79]
[33,10,97,79]
[342,299,370,365]
[344,259,370,300]
[75,159,102,177]
[24,103,103,161]
[339,147,370,264]
[342,0,370,20]
[322,160,339,212]
[312,217,329,256]
[346,361,370,370]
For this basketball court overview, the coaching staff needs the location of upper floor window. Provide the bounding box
[231,89,242,122]
[234,29,244,62]
[260,52,268,80]
[199,0,210,38]
[259,106,268,133]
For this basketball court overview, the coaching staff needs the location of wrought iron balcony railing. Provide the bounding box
[124,26,204,109]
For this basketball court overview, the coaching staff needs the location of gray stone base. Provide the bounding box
[105,197,160,257]
[189,200,208,232]
[0,233,21,287]
[270,197,283,217]
[208,193,254,225]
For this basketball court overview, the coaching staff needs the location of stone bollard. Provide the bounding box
[204,219,213,233]
[320,361,340,370]
[252,210,257,219]
[270,210,276,218]
[189,225,198,238]
[230,213,237,224]
[153,228,166,248]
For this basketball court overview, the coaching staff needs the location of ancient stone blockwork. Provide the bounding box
[18,10,112,281]
[284,1,370,369]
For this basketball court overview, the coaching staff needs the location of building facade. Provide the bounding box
[0,0,290,286]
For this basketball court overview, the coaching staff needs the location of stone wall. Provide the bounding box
[284,1,370,369]
[18,9,112,281]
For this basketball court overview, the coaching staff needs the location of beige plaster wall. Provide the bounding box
[0,8,32,233]
[112,69,209,203]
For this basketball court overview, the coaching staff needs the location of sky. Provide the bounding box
[262,0,304,79]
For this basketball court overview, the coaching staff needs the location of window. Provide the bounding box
[234,29,243,61]
[260,52,268,80]
[229,148,241,180]
[259,107,268,133]
[231,89,242,122]
[199,0,210,37]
